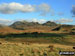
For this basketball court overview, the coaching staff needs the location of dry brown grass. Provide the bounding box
[0,41,74,56]
[0,25,74,35]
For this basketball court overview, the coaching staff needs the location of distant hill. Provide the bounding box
[10,21,57,30]
[10,21,42,30]
[0,21,74,34]
[43,21,57,26]
[9,21,75,33]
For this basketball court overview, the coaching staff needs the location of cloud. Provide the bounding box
[38,3,50,12]
[0,2,35,14]
[0,2,51,15]
[38,3,50,16]
[4,18,47,24]
[0,18,13,25]
[0,18,47,24]
[21,18,47,24]
[29,18,47,23]
[72,5,75,16]
[53,18,73,23]
[39,19,47,23]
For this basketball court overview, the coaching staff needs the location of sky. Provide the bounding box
[0,0,75,25]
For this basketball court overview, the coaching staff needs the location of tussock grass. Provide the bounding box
[0,42,74,56]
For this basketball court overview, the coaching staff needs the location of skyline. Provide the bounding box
[0,0,75,25]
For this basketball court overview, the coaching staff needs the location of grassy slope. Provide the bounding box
[0,34,74,46]
[0,34,75,56]
[0,41,74,56]
[0,25,75,56]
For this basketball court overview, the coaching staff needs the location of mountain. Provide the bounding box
[10,21,41,30]
[0,21,74,34]
[9,21,58,33]
[10,21,57,30]
[42,21,57,26]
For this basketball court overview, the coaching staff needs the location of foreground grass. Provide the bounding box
[0,42,74,56]
[0,35,75,56]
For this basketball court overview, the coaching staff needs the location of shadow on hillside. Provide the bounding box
[0,32,67,38]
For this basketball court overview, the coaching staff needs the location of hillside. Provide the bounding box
[0,21,74,34]
[43,21,57,26]
[10,21,57,30]
[0,21,75,56]
[0,24,23,35]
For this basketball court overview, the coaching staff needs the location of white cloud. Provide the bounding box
[0,2,51,15]
[30,18,47,23]
[0,18,47,25]
[54,18,73,23]
[39,19,47,23]
[0,18,13,25]
[24,18,47,24]
[38,3,50,16]
[31,18,38,22]
[0,2,35,14]
[0,19,10,22]
[0,18,73,25]
[38,3,50,12]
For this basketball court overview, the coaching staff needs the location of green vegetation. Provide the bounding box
[3,35,75,46]
[0,32,67,38]
[0,32,75,56]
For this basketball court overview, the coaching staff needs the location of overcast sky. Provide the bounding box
[0,0,75,25]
